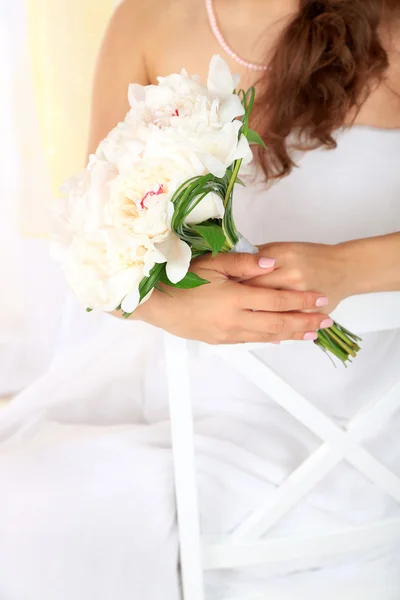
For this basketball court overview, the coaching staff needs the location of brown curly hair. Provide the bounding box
[254,0,398,179]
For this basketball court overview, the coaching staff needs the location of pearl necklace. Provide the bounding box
[205,0,269,72]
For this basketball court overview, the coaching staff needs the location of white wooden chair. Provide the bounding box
[165,293,400,600]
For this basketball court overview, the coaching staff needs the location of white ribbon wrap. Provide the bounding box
[231,235,258,255]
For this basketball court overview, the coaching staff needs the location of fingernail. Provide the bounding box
[258,257,276,269]
[271,341,281,345]
[316,296,329,307]
[320,318,334,329]
[303,332,318,341]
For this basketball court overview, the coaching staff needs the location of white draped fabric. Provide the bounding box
[0,127,399,599]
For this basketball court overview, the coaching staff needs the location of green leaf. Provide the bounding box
[138,262,166,302]
[190,249,210,260]
[192,223,227,257]
[244,87,256,116]
[159,271,209,289]
[119,263,167,318]
[86,307,93,313]
[246,128,267,150]
[222,158,241,248]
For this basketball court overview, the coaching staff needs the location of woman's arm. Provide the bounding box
[247,232,400,313]
[338,233,400,295]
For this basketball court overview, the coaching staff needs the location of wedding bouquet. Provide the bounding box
[53,55,361,364]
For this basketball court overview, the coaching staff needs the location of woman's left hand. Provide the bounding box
[245,242,352,313]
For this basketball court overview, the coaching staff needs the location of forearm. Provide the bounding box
[338,233,400,296]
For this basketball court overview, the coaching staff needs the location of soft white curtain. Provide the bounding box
[0,0,115,394]
[0,2,25,345]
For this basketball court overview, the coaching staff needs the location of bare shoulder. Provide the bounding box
[87,0,153,154]
[101,0,203,73]
[117,0,200,33]
[140,0,216,80]
[99,0,152,59]
[87,0,206,154]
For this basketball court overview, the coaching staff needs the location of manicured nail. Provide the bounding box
[258,257,276,269]
[316,296,329,307]
[320,318,334,329]
[303,332,318,341]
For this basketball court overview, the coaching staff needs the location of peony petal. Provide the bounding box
[232,134,254,165]
[147,246,167,270]
[157,234,192,284]
[207,55,235,100]
[166,239,192,283]
[232,73,241,89]
[128,83,146,106]
[201,153,227,178]
[88,160,116,229]
[145,84,175,107]
[126,139,146,156]
[185,192,225,225]
[121,288,140,314]
[219,95,245,123]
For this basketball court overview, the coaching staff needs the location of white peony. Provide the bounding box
[143,119,252,178]
[126,55,253,177]
[54,149,196,312]
[97,123,145,176]
[128,55,244,129]
[54,55,251,314]
[62,230,149,312]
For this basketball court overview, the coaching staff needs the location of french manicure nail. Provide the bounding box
[303,332,318,341]
[320,318,334,329]
[316,296,329,307]
[258,257,276,269]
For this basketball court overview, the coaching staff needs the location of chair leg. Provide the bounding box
[165,334,205,600]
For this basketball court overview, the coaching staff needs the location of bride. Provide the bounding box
[1,0,400,598]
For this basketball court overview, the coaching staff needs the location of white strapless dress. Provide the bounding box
[0,128,400,600]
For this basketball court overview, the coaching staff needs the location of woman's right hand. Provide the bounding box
[127,253,332,345]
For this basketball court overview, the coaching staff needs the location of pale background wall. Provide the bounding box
[0,0,119,395]
[21,0,116,235]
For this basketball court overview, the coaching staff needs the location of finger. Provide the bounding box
[235,330,319,344]
[238,286,327,312]
[202,252,276,279]
[241,310,332,335]
[245,272,291,290]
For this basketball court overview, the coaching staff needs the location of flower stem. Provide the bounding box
[224,159,242,210]
[330,324,360,351]
[315,321,362,365]
[222,160,242,248]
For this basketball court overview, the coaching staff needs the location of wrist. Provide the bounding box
[336,236,393,297]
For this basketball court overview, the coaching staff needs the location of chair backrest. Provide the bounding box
[165,295,400,600]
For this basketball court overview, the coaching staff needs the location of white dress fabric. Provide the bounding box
[0,238,68,394]
[0,128,400,600]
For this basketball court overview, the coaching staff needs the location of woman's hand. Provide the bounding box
[246,242,352,313]
[129,252,333,345]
